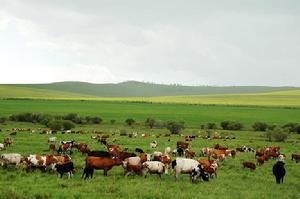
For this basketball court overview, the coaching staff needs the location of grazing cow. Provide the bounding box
[190,165,209,183]
[150,141,158,148]
[87,151,111,158]
[85,156,123,176]
[122,153,150,177]
[0,153,22,167]
[152,151,163,161]
[0,143,4,150]
[3,137,13,147]
[242,161,256,170]
[257,155,269,165]
[266,151,279,159]
[273,158,286,184]
[231,150,236,158]
[82,167,94,180]
[172,158,200,180]
[185,149,196,158]
[291,154,300,163]
[198,159,218,178]
[135,148,144,153]
[49,144,56,151]
[158,155,171,174]
[164,147,171,155]
[142,161,165,178]
[55,162,74,178]
[57,142,73,155]
[214,144,228,150]
[48,137,56,144]
[176,141,189,149]
[200,147,213,157]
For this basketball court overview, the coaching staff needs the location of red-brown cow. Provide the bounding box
[243,161,256,170]
[85,156,123,176]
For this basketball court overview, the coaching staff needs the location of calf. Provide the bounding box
[82,167,94,180]
[291,154,300,163]
[242,161,256,170]
[273,160,286,184]
[142,161,165,178]
[55,162,74,178]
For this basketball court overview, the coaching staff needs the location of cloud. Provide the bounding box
[0,0,300,86]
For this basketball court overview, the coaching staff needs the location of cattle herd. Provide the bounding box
[0,129,300,185]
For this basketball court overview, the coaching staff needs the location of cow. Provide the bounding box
[82,167,94,180]
[164,147,171,155]
[85,156,123,176]
[273,157,286,184]
[172,158,200,180]
[55,162,74,178]
[190,165,209,183]
[122,153,150,177]
[3,137,13,147]
[200,147,213,157]
[214,144,228,150]
[291,154,300,163]
[49,144,56,152]
[57,142,73,155]
[87,151,111,158]
[150,141,158,148]
[0,153,22,167]
[152,151,163,161]
[198,159,218,178]
[242,161,256,170]
[185,149,196,158]
[48,137,56,144]
[257,155,269,166]
[176,141,189,149]
[135,148,144,153]
[142,161,165,178]
[172,148,184,157]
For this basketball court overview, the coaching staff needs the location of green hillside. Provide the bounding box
[0,85,95,99]
[11,81,299,97]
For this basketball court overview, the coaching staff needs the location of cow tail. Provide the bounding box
[171,160,176,169]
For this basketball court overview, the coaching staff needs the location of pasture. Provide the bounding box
[0,121,300,199]
[1,99,300,128]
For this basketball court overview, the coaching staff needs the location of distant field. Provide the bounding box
[1,99,300,128]
[1,85,300,107]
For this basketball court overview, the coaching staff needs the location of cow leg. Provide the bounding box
[175,172,179,180]
[281,177,284,184]
[276,176,280,184]
[104,169,108,176]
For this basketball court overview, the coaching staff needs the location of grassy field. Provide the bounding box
[0,122,299,199]
[1,99,300,128]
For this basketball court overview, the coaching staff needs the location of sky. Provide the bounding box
[0,0,299,86]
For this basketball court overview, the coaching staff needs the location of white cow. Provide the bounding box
[142,161,165,178]
[172,158,200,180]
[150,141,158,148]
[0,153,22,167]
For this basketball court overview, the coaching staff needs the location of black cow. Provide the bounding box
[273,161,286,184]
[135,148,144,153]
[55,162,74,178]
[190,165,209,183]
[87,150,111,158]
[82,167,94,180]
[177,148,184,157]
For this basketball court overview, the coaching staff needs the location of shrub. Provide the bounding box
[252,122,268,131]
[166,121,185,134]
[110,119,116,125]
[125,118,135,126]
[86,116,102,124]
[206,122,217,129]
[0,117,7,123]
[265,126,289,142]
[62,120,75,130]
[145,118,165,129]
[282,123,300,133]
[63,113,83,124]
[220,121,243,130]
[47,120,75,131]
[47,121,63,131]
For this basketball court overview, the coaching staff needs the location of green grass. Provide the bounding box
[1,99,300,128]
[0,122,300,199]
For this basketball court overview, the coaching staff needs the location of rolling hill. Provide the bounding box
[5,81,299,97]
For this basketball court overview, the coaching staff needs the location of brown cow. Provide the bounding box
[4,137,13,147]
[49,144,56,152]
[243,161,256,170]
[291,154,300,163]
[85,156,123,176]
[185,149,196,158]
[257,155,269,165]
[176,141,189,149]
[214,144,228,150]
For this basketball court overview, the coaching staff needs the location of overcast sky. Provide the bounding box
[0,0,299,86]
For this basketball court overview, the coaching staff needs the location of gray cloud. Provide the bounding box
[0,0,299,86]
